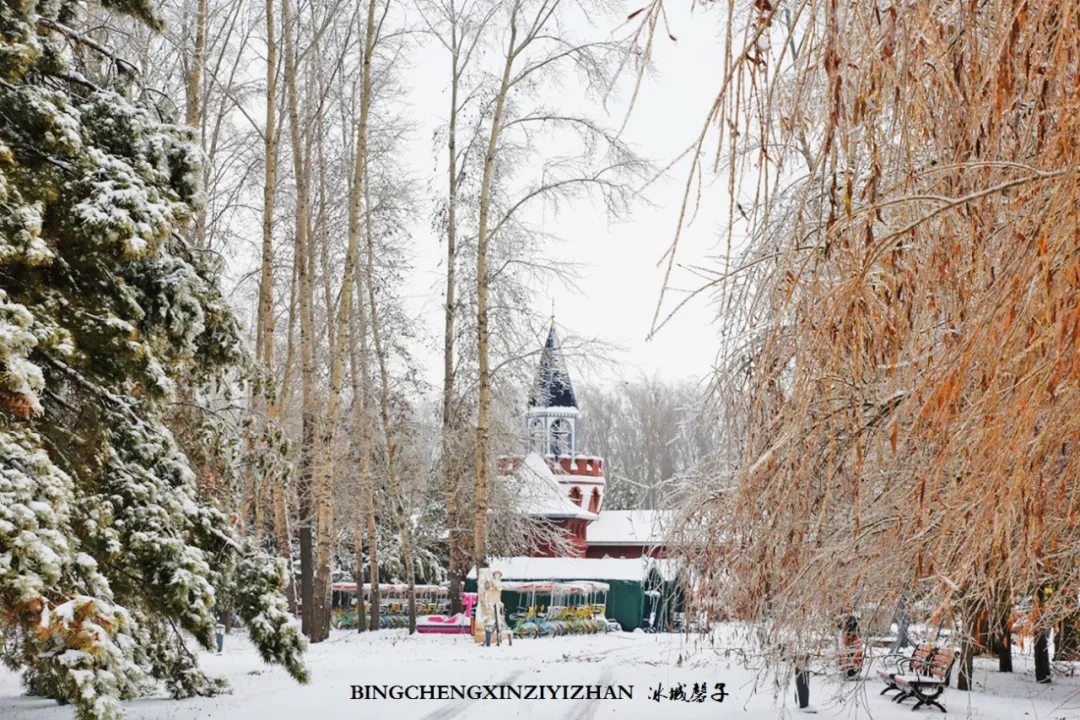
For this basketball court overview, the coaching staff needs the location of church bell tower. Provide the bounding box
[522,319,606,518]
[526,321,580,457]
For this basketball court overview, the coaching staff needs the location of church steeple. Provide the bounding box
[526,321,580,456]
[530,323,578,409]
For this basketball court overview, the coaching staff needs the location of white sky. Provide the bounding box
[394,1,731,389]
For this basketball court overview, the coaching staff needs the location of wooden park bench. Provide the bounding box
[877,643,935,696]
[892,647,957,712]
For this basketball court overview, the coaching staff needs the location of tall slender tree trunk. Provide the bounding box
[282,0,317,639]
[280,218,299,415]
[297,197,317,640]
[259,0,296,614]
[278,227,300,614]
[957,604,977,691]
[185,0,208,248]
[366,163,416,634]
[352,523,364,632]
[349,283,370,634]
[356,279,379,631]
[311,0,379,644]
[316,105,335,354]
[253,480,265,548]
[473,16,518,570]
[443,17,463,617]
[184,0,207,128]
[310,62,333,646]
[310,199,334,642]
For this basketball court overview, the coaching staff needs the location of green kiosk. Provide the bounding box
[465,557,682,632]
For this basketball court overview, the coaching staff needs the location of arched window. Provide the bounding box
[528,418,545,453]
[588,488,600,514]
[550,418,571,456]
[569,487,583,507]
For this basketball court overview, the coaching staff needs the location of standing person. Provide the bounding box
[890,595,911,653]
[215,621,226,654]
[497,601,512,646]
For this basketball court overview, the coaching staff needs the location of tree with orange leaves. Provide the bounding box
[628,0,1080,688]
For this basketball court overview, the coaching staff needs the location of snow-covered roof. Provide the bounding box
[586,510,673,546]
[514,452,597,520]
[467,556,674,582]
[501,580,610,594]
[331,583,446,593]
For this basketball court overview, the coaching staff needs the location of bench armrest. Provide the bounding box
[878,653,908,666]
[895,657,918,673]
[912,658,946,684]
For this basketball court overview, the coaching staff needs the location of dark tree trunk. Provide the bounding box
[369,583,380,631]
[957,610,977,691]
[1035,631,1051,683]
[449,569,463,616]
[991,607,1012,672]
[1035,588,1052,683]
[974,610,986,653]
[354,532,365,633]
[1056,613,1080,662]
[299,526,314,637]
[298,414,316,638]
[794,657,810,709]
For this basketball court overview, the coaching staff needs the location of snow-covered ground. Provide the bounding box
[3,625,1080,719]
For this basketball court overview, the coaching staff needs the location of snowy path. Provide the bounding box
[3,626,1080,718]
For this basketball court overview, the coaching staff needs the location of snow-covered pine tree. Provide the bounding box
[0,1,307,718]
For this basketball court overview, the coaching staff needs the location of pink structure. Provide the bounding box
[416,592,477,634]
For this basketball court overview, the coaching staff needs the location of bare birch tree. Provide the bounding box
[281,0,319,638]
[311,0,381,643]
[258,0,297,613]
[348,279,377,631]
[364,159,418,633]
[470,0,647,569]
[416,0,498,616]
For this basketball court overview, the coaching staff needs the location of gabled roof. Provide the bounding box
[529,324,577,409]
[514,452,596,520]
[586,510,673,546]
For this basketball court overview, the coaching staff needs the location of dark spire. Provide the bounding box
[529,322,578,408]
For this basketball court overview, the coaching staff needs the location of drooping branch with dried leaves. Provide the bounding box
[628,0,1080,671]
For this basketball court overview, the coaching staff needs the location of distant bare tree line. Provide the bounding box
[579,378,721,510]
